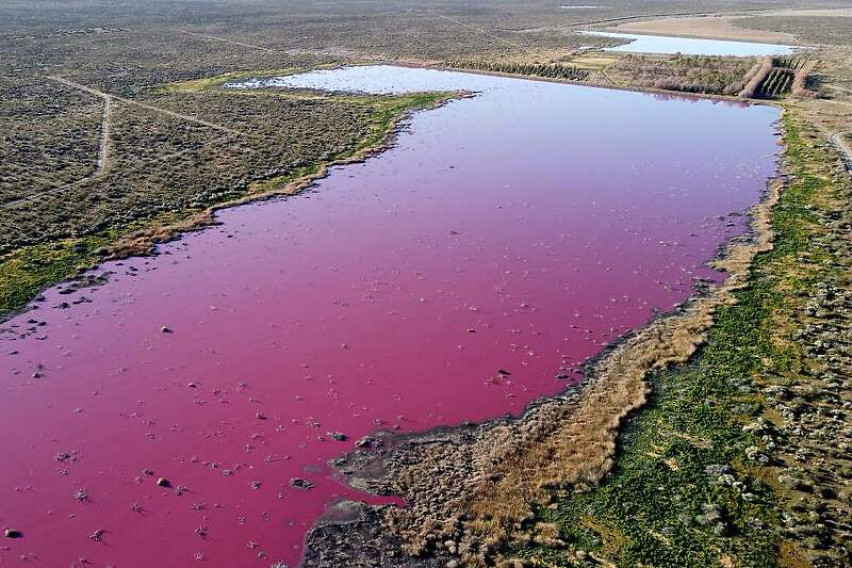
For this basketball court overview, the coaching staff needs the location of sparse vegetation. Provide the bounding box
[736,15,852,47]
[0,78,103,204]
[1,86,375,251]
[0,84,452,316]
[0,21,458,316]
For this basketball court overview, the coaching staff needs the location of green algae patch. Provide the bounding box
[356,91,461,151]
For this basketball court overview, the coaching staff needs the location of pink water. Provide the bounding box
[0,67,779,567]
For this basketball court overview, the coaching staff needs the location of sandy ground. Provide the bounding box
[611,9,852,45]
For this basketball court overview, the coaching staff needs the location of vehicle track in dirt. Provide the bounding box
[3,76,249,208]
[428,11,523,50]
[48,76,249,137]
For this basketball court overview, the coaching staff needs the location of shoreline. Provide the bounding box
[568,8,837,47]
[3,2,850,563]
[0,66,789,566]
[1,61,783,324]
[394,59,783,105]
[300,111,788,566]
[0,87,462,324]
[4,58,796,324]
[104,91,464,258]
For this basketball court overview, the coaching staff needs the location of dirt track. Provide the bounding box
[48,76,249,137]
[2,76,249,208]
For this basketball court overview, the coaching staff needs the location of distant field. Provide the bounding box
[736,14,852,46]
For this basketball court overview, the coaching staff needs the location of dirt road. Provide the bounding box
[48,76,249,137]
[3,76,248,208]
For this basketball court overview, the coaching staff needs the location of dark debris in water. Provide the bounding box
[289,478,314,490]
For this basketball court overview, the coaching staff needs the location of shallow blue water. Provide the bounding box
[580,30,798,57]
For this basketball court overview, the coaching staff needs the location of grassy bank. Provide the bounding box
[515,112,851,567]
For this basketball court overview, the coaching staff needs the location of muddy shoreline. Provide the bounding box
[301,144,787,566]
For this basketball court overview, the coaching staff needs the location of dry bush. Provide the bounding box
[0,77,102,204]
[0,92,373,252]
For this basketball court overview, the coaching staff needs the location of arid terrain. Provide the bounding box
[2,1,851,567]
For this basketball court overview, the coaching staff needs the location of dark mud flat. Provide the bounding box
[0,67,779,567]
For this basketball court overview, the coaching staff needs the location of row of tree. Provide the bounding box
[444,61,590,81]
